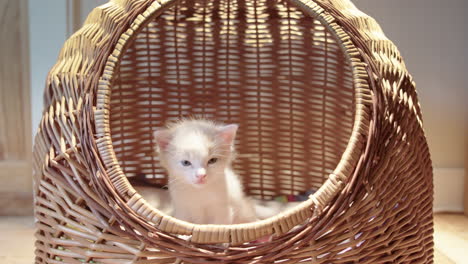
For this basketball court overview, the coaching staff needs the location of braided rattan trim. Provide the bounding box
[93,0,372,244]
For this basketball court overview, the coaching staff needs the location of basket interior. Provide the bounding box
[109,0,355,200]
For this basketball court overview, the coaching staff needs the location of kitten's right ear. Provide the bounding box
[218,124,238,145]
[154,129,171,151]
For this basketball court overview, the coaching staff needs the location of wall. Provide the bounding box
[29,0,69,135]
[0,0,32,215]
[353,0,467,211]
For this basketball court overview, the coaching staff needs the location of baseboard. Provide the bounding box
[433,168,465,213]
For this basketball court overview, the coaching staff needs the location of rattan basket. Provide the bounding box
[32,0,434,263]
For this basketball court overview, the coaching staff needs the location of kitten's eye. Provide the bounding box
[181,160,192,166]
[207,158,218,165]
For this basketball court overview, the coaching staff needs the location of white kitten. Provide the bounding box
[154,119,257,225]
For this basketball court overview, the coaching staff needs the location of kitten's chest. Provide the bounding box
[174,186,229,206]
[170,183,232,224]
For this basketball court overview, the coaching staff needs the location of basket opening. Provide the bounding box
[109,0,355,201]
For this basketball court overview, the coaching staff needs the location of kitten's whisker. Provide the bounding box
[162,179,178,187]
[167,178,180,184]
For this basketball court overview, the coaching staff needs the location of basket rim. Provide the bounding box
[94,0,372,244]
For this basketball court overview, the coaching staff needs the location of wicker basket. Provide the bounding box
[32,0,434,263]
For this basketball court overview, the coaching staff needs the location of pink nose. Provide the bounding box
[195,173,207,183]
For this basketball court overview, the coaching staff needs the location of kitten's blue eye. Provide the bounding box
[207,158,218,165]
[181,160,192,166]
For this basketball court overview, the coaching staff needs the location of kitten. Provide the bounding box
[153,119,257,225]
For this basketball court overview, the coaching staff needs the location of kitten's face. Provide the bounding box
[166,147,226,186]
[154,121,237,187]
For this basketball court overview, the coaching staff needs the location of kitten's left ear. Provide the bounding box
[218,124,238,145]
[154,129,171,151]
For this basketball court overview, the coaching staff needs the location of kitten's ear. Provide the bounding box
[154,129,171,151]
[218,124,238,145]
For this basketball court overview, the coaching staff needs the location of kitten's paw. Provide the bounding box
[177,235,192,241]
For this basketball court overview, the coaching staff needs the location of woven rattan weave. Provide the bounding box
[33,0,433,263]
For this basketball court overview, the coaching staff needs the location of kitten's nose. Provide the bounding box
[196,168,207,182]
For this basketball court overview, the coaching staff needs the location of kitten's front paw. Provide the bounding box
[177,235,192,241]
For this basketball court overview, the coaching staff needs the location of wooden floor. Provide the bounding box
[0,213,466,263]
[433,213,468,264]
[0,216,34,264]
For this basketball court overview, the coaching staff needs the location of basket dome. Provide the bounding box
[33,0,433,262]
